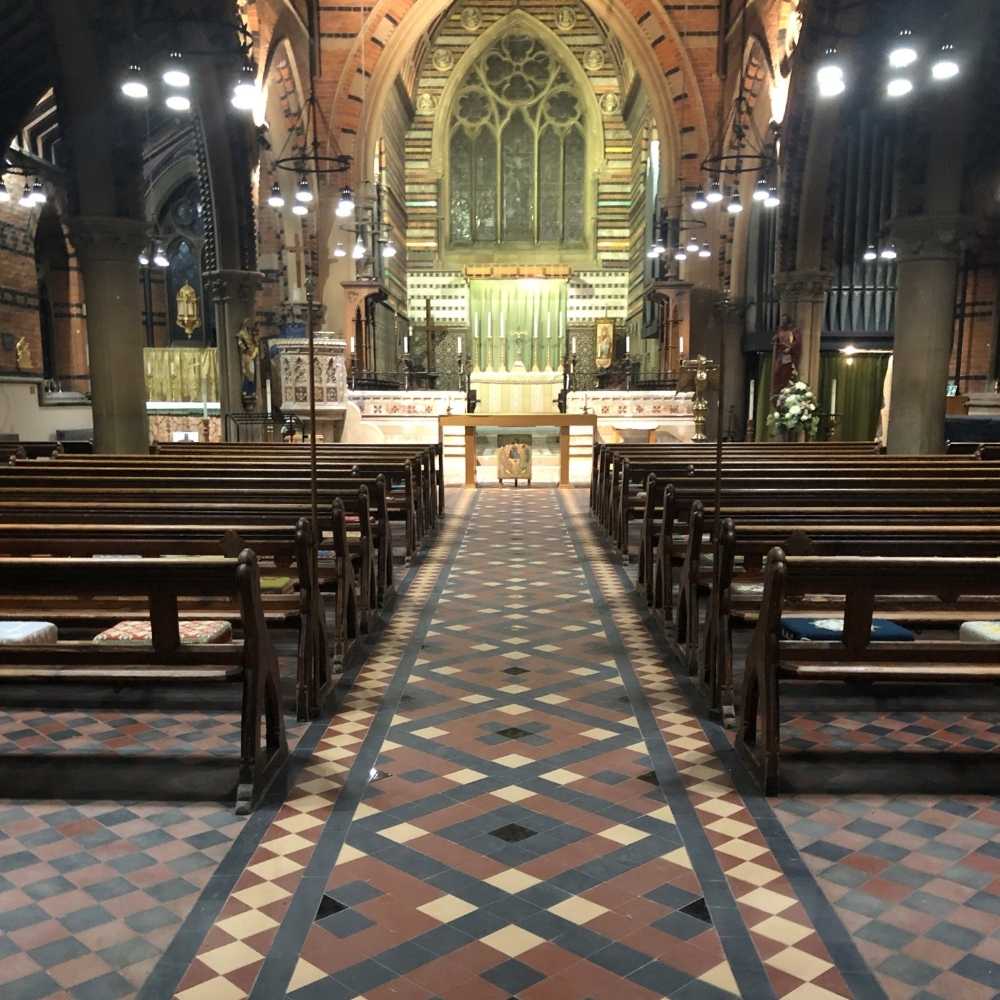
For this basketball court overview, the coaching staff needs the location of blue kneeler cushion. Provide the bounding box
[780,617,915,642]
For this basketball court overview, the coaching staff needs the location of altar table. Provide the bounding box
[439,414,598,487]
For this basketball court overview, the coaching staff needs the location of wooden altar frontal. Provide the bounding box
[439,413,598,487]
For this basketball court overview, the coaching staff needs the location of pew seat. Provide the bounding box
[0,621,58,644]
[95,620,233,644]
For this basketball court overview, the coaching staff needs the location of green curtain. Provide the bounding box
[818,352,890,441]
[751,351,773,441]
[468,279,567,371]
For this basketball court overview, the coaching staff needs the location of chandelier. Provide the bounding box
[118,14,261,115]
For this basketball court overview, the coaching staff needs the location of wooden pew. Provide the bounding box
[0,519,335,721]
[736,551,1000,793]
[0,551,287,812]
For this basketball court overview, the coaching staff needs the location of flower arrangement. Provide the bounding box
[766,370,820,438]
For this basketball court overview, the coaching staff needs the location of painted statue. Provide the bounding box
[237,321,260,409]
[595,319,614,369]
[771,314,802,395]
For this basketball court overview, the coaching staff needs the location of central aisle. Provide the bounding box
[177,489,863,1000]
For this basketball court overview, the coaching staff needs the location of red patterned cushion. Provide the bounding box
[94,620,233,644]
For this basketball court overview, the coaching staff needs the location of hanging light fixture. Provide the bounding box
[886,76,913,98]
[165,93,191,112]
[862,244,878,262]
[153,243,169,267]
[267,182,284,208]
[690,189,708,211]
[138,247,150,266]
[698,243,712,258]
[727,192,743,215]
[121,64,148,100]
[646,237,666,259]
[752,177,769,202]
[382,238,397,259]
[231,62,258,111]
[291,203,308,216]
[764,186,781,209]
[0,179,9,203]
[673,249,688,262]
[30,180,46,205]
[352,235,367,260]
[333,242,347,258]
[162,51,190,88]
[336,186,356,218]
[931,43,960,80]
[295,175,314,203]
[705,179,724,204]
[880,243,898,261]
[18,185,33,208]
[816,48,846,98]
[888,29,918,69]
[685,234,700,253]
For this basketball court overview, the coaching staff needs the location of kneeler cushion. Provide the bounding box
[959,621,1000,643]
[95,620,233,644]
[0,621,58,645]
[780,617,915,642]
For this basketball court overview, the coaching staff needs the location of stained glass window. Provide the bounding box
[447,32,586,248]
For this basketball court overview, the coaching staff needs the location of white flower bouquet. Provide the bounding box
[766,370,820,438]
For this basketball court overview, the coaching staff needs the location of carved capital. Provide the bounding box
[774,269,832,303]
[67,216,148,264]
[888,213,976,262]
[203,269,264,307]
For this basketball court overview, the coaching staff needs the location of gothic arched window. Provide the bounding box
[448,33,586,248]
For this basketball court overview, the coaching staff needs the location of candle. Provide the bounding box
[679,335,685,356]
[265,376,272,414]
[350,336,356,355]
[748,379,755,413]
[571,336,577,354]
[625,335,630,354]
[456,336,462,355]
[830,378,838,413]
[403,335,409,354]
[487,313,492,339]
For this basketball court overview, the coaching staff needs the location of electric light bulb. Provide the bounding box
[690,190,708,211]
[705,179,723,204]
[862,244,878,262]
[752,177,769,202]
[880,243,898,261]
[817,48,846,98]
[764,187,781,209]
[727,193,743,215]
[931,44,959,80]
[162,52,190,89]
[888,29,918,69]
[886,77,913,98]
[153,244,169,268]
[267,182,284,209]
[231,63,258,111]
[295,176,313,203]
[336,186,355,218]
[138,249,150,267]
[121,64,148,100]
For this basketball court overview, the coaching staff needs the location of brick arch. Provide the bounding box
[321,0,717,200]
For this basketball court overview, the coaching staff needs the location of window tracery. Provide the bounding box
[448,33,586,248]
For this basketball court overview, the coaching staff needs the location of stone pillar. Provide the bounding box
[68,216,149,453]
[205,269,264,430]
[774,270,831,391]
[886,215,974,454]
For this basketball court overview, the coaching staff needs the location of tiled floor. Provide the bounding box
[0,487,997,999]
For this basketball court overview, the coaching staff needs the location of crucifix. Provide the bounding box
[285,234,306,295]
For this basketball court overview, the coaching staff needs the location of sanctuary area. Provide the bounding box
[0,2,997,999]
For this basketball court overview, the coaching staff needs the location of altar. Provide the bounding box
[439,413,597,487]
[471,365,562,414]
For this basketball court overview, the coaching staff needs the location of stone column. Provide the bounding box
[205,269,264,430]
[886,215,974,454]
[68,216,149,453]
[774,270,831,390]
